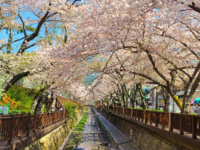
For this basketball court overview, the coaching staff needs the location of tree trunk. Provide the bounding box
[156,92,158,109]
[121,92,125,107]
[2,71,30,94]
[34,93,46,114]
[182,96,190,113]
[31,96,40,113]
[182,72,200,113]
[137,84,146,110]
[173,95,182,110]
[163,92,170,112]
[130,98,134,108]
[133,85,137,108]
[30,86,49,113]
[50,96,57,110]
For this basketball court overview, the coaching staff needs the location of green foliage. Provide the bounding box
[6,85,39,113]
[134,107,143,110]
[73,137,79,144]
[9,110,20,114]
[85,106,89,112]
[147,109,164,112]
[63,101,77,118]
[63,101,84,119]
[77,103,83,110]
[133,107,164,112]
[17,26,36,33]
[74,111,88,132]
[25,26,36,32]
[190,113,198,115]
[41,103,48,113]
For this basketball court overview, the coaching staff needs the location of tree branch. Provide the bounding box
[17,3,52,54]
[145,50,169,84]
[188,2,200,13]
[4,71,30,93]
[18,7,27,37]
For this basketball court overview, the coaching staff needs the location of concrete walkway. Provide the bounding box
[59,107,116,150]
[91,107,138,150]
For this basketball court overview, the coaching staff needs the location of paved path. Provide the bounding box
[59,107,116,150]
[91,107,139,150]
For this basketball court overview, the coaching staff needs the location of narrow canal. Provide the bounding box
[62,107,116,150]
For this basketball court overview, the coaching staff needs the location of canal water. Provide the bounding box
[63,108,116,150]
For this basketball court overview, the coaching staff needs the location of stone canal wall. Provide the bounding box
[100,109,199,150]
[22,109,83,150]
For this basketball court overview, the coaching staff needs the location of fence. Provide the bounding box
[100,106,200,139]
[0,110,68,143]
[1,94,17,108]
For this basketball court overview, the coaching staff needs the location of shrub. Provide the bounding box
[6,85,39,113]
[77,103,83,110]
[63,101,77,118]
[147,108,164,112]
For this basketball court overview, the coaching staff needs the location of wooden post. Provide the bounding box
[131,108,133,118]
[169,112,172,132]
[162,112,164,129]
[8,115,14,145]
[192,116,197,139]
[123,107,124,116]
[155,112,158,127]
[150,111,152,125]
[180,114,183,135]
[26,113,31,137]
[118,107,119,114]
[135,109,137,120]
[144,110,146,123]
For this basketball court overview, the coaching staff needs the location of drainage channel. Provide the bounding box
[61,107,116,150]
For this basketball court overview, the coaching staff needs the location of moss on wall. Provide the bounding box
[22,109,83,150]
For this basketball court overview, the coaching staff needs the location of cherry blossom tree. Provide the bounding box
[3,0,200,112]
[44,0,200,113]
[0,0,83,94]
[0,0,81,54]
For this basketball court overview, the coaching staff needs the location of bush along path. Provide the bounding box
[60,107,115,150]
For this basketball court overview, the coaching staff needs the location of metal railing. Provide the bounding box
[0,110,68,143]
[99,106,200,139]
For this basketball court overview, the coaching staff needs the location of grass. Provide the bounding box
[64,107,88,149]
[63,101,76,118]
[1,85,39,113]
[2,84,85,115]
[74,109,88,132]
[63,101,83,119]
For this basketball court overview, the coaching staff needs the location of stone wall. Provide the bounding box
[100,109,199,150]
[21,109,83,150]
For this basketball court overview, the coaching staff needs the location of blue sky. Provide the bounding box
[0,1,83,53]
[1,11,41,53]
